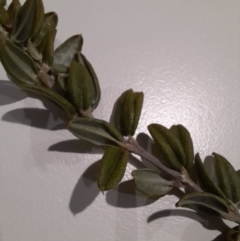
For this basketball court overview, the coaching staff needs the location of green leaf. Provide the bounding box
[151,124,186,166]
[203,155,218,185]
[68,117,123,147]
[132,168,173,199]
[112,89,143,137]
[236,170,240,208]
[0,40,38,85]
[29,0,44,40]
[53,35,83,67]
[33,12,58,47]
[130,91,144,136]
[0,7,10,27]
[113,89,129,135]
[98,146,128,191]
[194,153,227,200]
[237,170,240,183]
[176,192,229,216]
[11,0,44,43]
[68,59,95,111]
[27,39,42,61]
[0,0,6,7]
[170,125,194,171]
[148,124,183,171]
[80,54,101,110]
[38,28,57,66]
[11,0,34,42]
[213,152,240,204]
[123,89,135,136]
[7,0,21,20]
[20,84,76,118]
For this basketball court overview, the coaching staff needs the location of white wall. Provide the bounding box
[1,0,240,240]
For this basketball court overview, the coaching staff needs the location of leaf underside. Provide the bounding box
[0,40,38,84]
[132,168,173,199]
[68,118,123,147]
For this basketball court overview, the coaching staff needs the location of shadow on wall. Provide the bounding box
[69,161,100,215]
[0,80,103,215]
[0,80,68,130]
[148,209,229,241]
[105,168,184,209]
[0,80,27,105]
[48,139,103,154]
[2,107,67,130]
[68,155,152,215]
[211,233,228,241]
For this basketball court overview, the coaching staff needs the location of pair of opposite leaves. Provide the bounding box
[68,89,144,148]
[68,120,191,194]
[148,122,240,222]
[0,0,21,31]
[0,0,43,42]
[0,38,99,117]
[0,0,101,117]
[68,91,144,191]
[1,0,80,70]
[177,156,240,224]
[132,123,194,199]
[147,124,240,202]
[174,153,240,223]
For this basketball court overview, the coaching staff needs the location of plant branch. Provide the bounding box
[124,136,202,192]
[180,168,202,192]
[125,136,182,177]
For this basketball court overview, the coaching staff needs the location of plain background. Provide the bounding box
[1,0,240,240]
